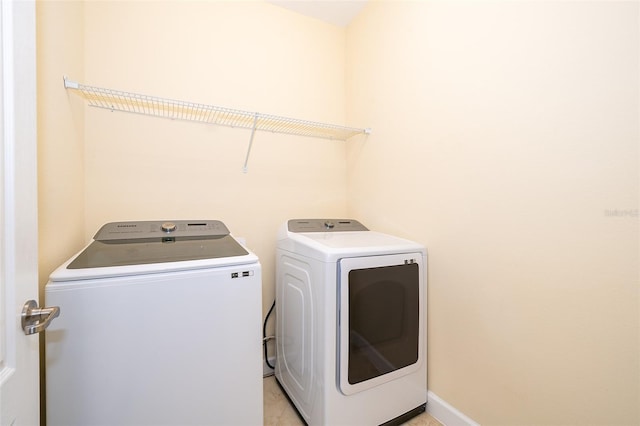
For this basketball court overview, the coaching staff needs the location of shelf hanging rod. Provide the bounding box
[243,113,259,173]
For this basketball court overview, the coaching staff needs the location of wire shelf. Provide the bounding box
[64,78,370,141]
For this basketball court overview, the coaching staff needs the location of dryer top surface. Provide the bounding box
[277,220,425,262]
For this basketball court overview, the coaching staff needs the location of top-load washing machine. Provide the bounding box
[45,220,262,426]
[275,219,427,425]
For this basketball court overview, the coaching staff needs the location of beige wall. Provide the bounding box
[37,0,85,295]
[347,1,639,424]
[36,1,85,421]
[37,1,639,425]
[37,0,349,358]
[80,0,349,321]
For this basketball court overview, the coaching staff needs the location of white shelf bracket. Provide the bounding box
[242,113,259,173]
[63,76,79,90]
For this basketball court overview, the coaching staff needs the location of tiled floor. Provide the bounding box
[263,376,442,426]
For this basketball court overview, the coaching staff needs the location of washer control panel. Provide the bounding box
[288,219,369,233]
[94,220,230,241]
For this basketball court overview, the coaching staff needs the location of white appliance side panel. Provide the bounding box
[45,264,262,426]
[275,253,316,421]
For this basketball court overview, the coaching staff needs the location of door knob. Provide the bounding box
[21,299,60,335]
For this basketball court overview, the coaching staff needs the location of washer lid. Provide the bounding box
[67,220,248,269]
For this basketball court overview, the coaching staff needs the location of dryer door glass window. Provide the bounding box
[338,253,424,395]
[348,263,419,384]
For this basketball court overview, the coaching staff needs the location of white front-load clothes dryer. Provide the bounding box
[45,220,262,426]
[275,219,427,425]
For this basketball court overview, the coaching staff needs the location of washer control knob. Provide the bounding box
[161,222,177,233]
[324,221,335,229]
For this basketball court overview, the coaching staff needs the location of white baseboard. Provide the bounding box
[262,362,477,425]
[427,391,480,426]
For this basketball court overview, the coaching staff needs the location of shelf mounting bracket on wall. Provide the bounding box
[63,77,371,172]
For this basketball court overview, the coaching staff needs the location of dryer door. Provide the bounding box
[338,253,425,395]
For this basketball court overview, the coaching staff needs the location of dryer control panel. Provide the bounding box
[288,219,369,233]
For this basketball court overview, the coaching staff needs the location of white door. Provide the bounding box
[0,0,39,425]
